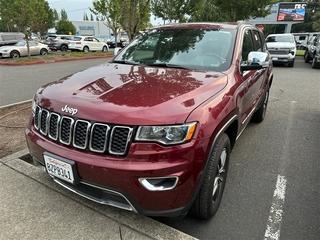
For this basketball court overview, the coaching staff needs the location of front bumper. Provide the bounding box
[0,52,10,58]
[25,121,209,217]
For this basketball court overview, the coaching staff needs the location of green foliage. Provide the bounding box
[0,0,55,35]
[91,0,150,40]
[121,0,151,40]
[55,19,76,35]
[311,0,320,31]
[91,0,122,43]
[151,0,198,23]
[60,9,68,20]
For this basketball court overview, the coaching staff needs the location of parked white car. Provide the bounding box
[68,36,109,52]
[0,40,49,59]
[265,33,296,67]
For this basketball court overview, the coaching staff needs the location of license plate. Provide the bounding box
[272,57,278,60]
[44,154,75,184]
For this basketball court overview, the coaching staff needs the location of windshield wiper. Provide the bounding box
[112,60,140,65]
[146,63,194,70]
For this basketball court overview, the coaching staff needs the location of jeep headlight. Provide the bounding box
[135,122,197,145]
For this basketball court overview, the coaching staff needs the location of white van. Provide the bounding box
[0,32,25,47]
[266,33,296,67]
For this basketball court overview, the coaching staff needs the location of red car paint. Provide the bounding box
[25,22,273,218]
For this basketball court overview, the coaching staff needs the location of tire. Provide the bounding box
[312,56,320,69]
[10,51,20,59]
[252,85,270,123]
[102,46,108,52]
[304,51,311,63]
[190,133,230,219]
[60,45,68,52]
[40,49,48,55]
[288,59,294,67]
[83,46,89,52]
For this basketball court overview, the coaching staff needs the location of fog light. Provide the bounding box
[139,177,178,191]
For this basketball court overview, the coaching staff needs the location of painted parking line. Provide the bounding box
[264,174,287,240]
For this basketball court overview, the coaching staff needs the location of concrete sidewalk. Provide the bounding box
[0,149,197,240]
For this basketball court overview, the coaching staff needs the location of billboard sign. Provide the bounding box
[277,2,307,21]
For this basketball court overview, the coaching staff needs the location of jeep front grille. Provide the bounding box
[34,105,134,156]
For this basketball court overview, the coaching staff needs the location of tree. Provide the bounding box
[0,0,55,57]
[90,14,94,21]
[60,9,68,20]
[83,13,89,21]
[55,19,76,35]
[53,9,59,21]
[310,0,320,31]
[121,0,151,40]
[151,0,198,23]
[90,0,122,44]
[91,0,151,41]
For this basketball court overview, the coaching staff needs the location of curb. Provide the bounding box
[0,54,113,66]
[0,149,198,240]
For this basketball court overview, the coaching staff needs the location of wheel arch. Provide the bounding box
[184,115,239,213]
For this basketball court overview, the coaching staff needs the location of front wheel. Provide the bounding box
[312,56,320,69]
[304,52,311,63]
[102,46,108,52]
[10,50,20,59]
[190,133,230,219]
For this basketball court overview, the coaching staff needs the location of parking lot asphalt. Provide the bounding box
[0,149,197,240]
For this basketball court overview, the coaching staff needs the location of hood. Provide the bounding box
[0,46,16,51]
[35,63,228,125]
[266,42,295,49]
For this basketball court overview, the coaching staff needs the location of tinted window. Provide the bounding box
[72,37,82,41]
[266,35,294,43]
[2,35,15,41]
[242,29,254,63]
[252,30,263,52]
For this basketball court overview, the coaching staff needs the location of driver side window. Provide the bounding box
[241,29,254,64]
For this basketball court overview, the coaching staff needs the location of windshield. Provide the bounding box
[266,35,295,43]
[15,40,26,46]
[113,28,235,71]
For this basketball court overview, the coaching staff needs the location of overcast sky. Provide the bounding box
[47,0,162,25]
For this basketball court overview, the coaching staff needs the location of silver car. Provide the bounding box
[0,40,49,59]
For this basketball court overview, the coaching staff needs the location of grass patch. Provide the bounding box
[14,57,38,62]
[296,50,305,56]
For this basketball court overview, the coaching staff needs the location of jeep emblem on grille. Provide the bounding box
[61,105,78,115]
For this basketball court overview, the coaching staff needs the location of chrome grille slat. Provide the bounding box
[33,105,133,156]
[59,116,74,145]
[90,123,110,153]
[48,113,60,140]
[40,109,49,135]
[109,126,133,155]
[73,120,91,149]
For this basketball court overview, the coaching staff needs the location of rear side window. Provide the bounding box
[2,35,15,41]
[252,30,263,52]
[72,37,82,41]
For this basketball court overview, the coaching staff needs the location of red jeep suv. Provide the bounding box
[25,22,273,219]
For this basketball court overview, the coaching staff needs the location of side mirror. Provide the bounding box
[241,51,270,71]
